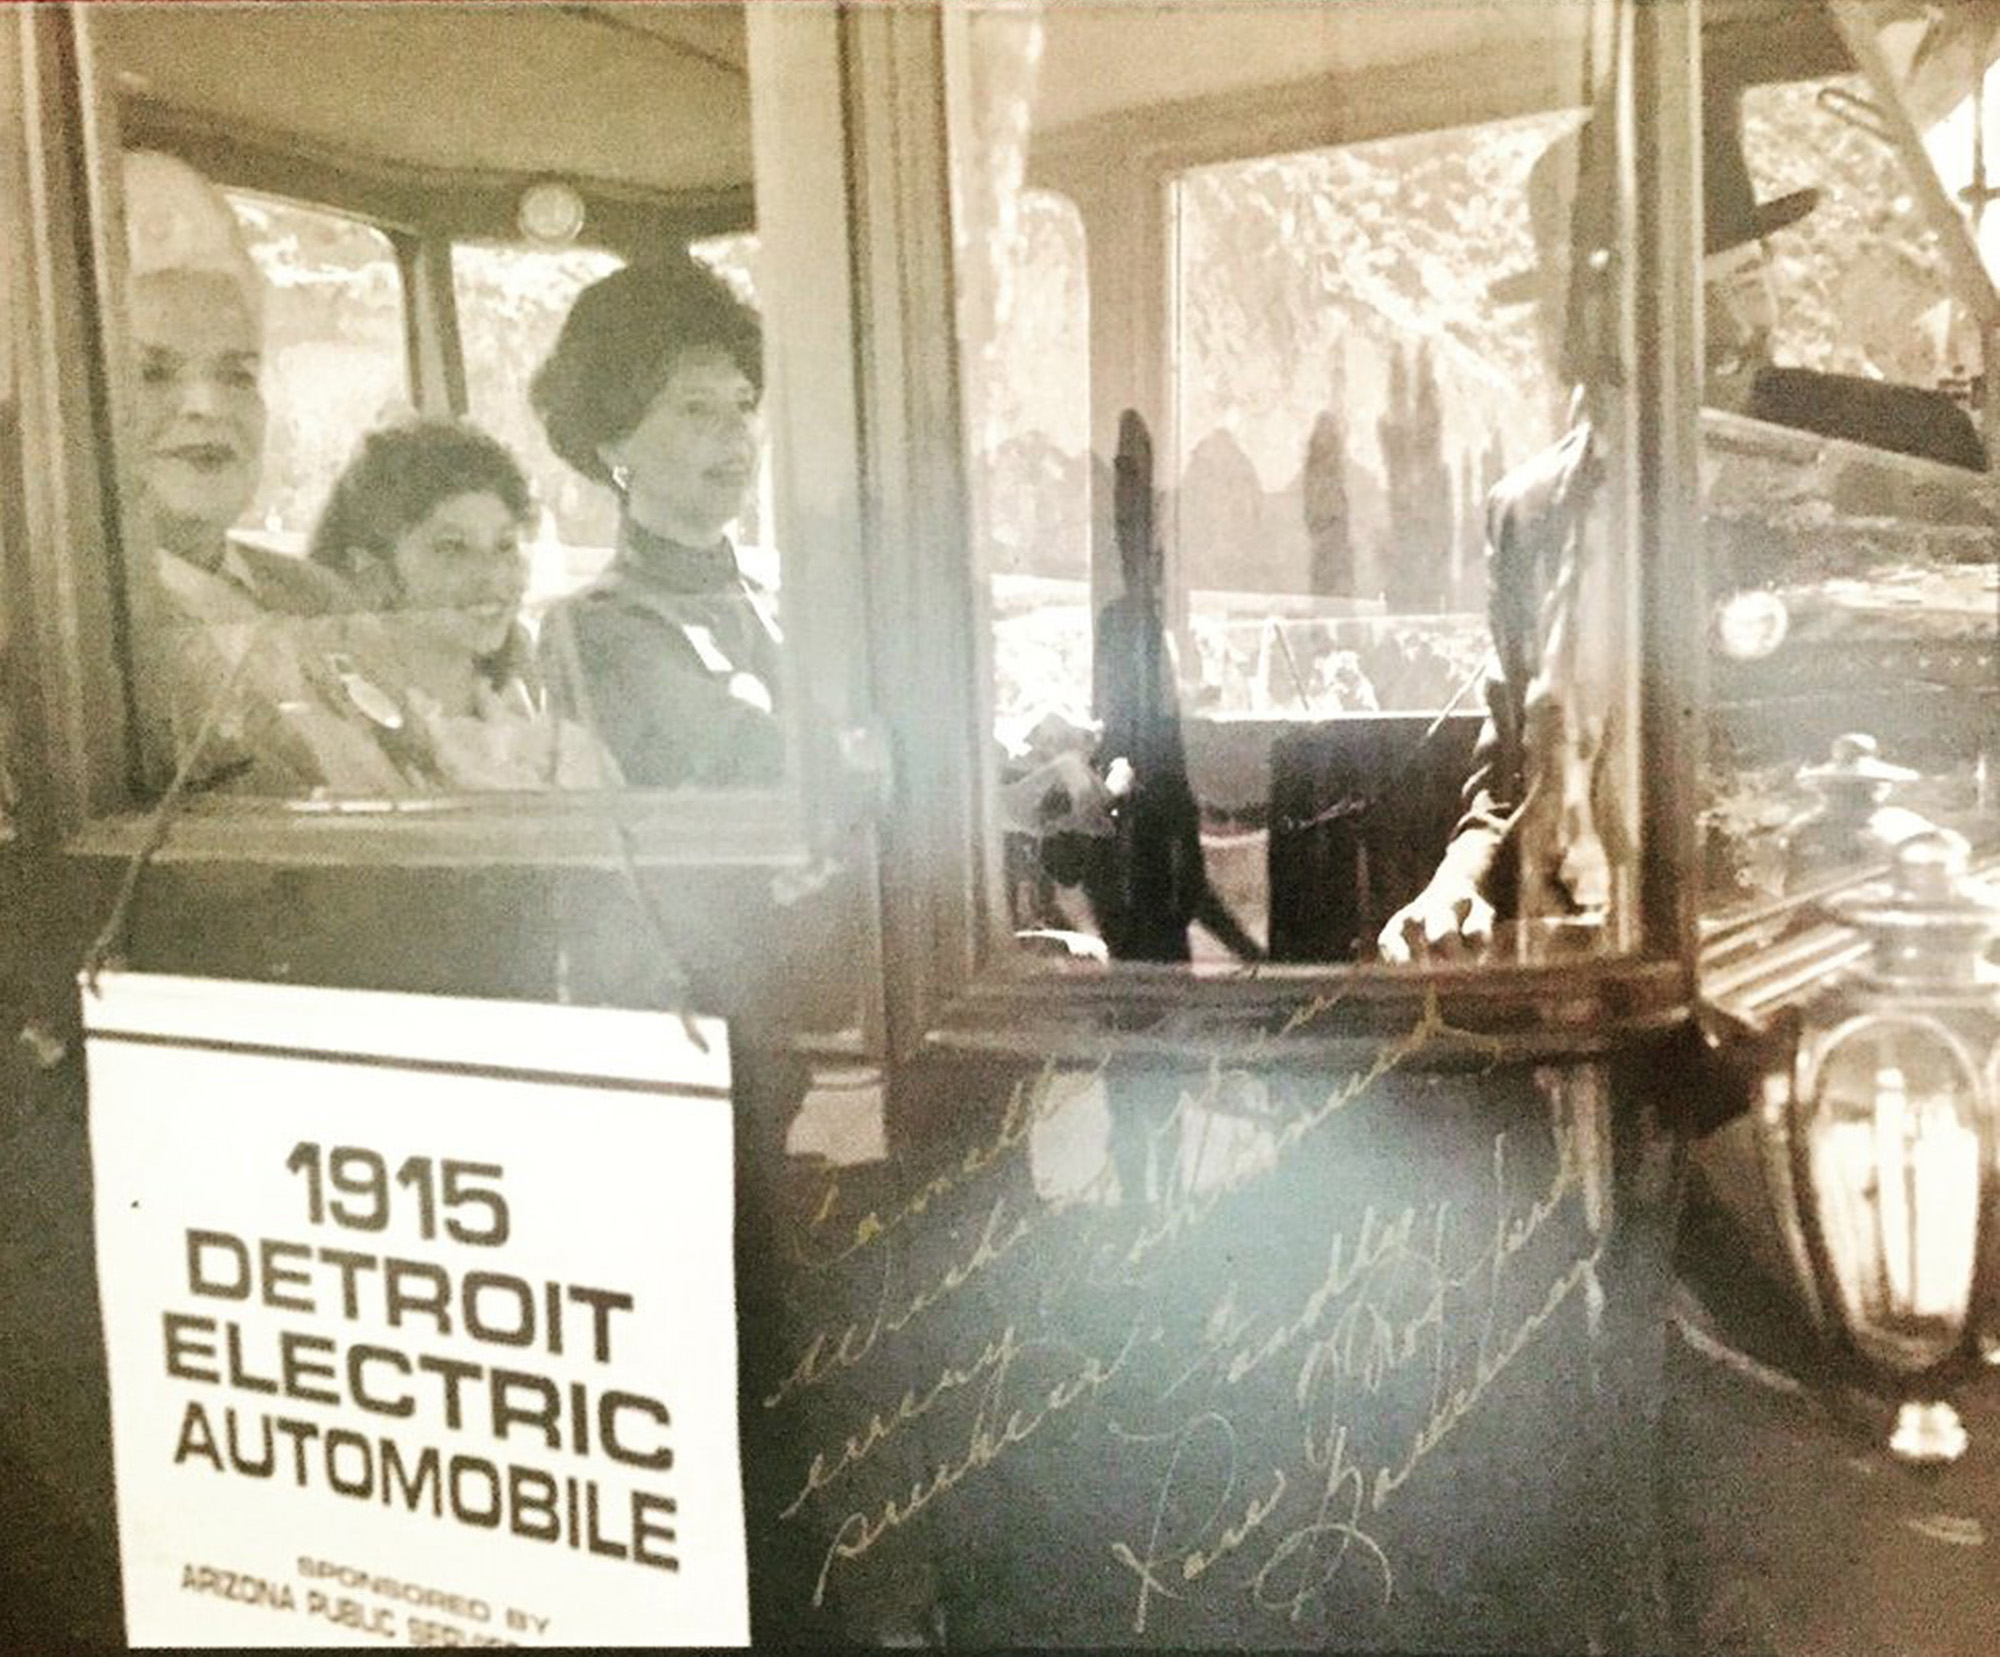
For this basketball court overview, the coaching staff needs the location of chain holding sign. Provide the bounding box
[85,971,749,1648]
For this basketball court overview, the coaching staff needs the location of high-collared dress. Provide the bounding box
[535,520,784,790]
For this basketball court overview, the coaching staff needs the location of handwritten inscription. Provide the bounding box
[772,1009,1435,1415]
[1110,1413,1291,1634]
[809,1318,1150,1605]
[1113,1116,1600,1633]
[797,1058,1094,1270]
[1121,994,1457,1269]
[770,1005,1611,1643]
[778,1320,1019,1521]
[764,1195,1033,1410]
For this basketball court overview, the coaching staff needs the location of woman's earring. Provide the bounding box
[610,464,632,498]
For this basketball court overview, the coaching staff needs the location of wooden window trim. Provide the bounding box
[858,0,1705,1063]
[6,5,873,888]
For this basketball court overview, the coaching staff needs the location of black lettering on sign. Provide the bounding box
[186,1230,250,1300]
[348,1344,415,1418]
[285,1145,511,1247]
[165,1400,681,1573]
[163,1312,219,1383]
[170,1238,635,1364]
[179,1560,297,1611]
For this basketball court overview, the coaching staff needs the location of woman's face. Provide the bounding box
[130,270,265,558]
[382,490,528,661]
[600,345,759,545]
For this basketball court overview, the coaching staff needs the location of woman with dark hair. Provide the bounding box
[310,421,535,693]
[300,419,617,791]
[530,255,782,789]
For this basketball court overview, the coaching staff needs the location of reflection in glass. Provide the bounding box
[949,1,1624,969]
[1832,0,2000,292]
[979,192,1092,728]
[1743,75,1982,390]
[229,193,407,551]
[1699,59,1998,922]
[1173,113,1585,630]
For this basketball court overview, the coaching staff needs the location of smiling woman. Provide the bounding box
[129,269,261,564]
[301,420,620,793]
[80,0,829,806]
[125,152,264,566]
[309,422,534,670]
[125,151,349,625]
[530,257,782,791]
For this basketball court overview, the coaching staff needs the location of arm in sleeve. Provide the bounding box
[1433,477,1541,915]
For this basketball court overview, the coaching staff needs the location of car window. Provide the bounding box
[948,0,1630,970]
[1700,71,1997,925]
[98,2,806,804]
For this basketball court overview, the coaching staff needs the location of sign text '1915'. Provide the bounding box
[283,1144,509,1247]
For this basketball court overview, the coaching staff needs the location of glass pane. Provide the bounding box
[979,189,1092,733]
[689,232,776,586]
[949,0,1634,971]
[228,193,408,550]
[1698,66,1998,922]
[1829,0,2000,293]
[454,242,624,619]
[1743,75,1981,388]
[1173,115,1582,704]
[99,2,791,800]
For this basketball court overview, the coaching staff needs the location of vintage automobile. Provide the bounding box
[0,0,1995,1649]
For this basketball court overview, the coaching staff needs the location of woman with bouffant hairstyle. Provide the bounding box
[125,148,346,621]
[530,254,782,790]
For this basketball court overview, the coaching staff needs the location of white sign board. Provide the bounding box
[85,971,749,1648]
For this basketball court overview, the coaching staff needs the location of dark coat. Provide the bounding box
[1443,421,1600,923]
[537,531,784,790]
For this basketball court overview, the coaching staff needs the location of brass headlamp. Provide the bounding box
[1756,829,2000,1463]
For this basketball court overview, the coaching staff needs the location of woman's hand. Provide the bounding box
[410,683,580,791]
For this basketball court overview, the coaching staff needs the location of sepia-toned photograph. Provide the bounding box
[1,0,1996,1647]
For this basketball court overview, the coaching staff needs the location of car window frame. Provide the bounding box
[13,2,873,884]
[854,0,1708,1063]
